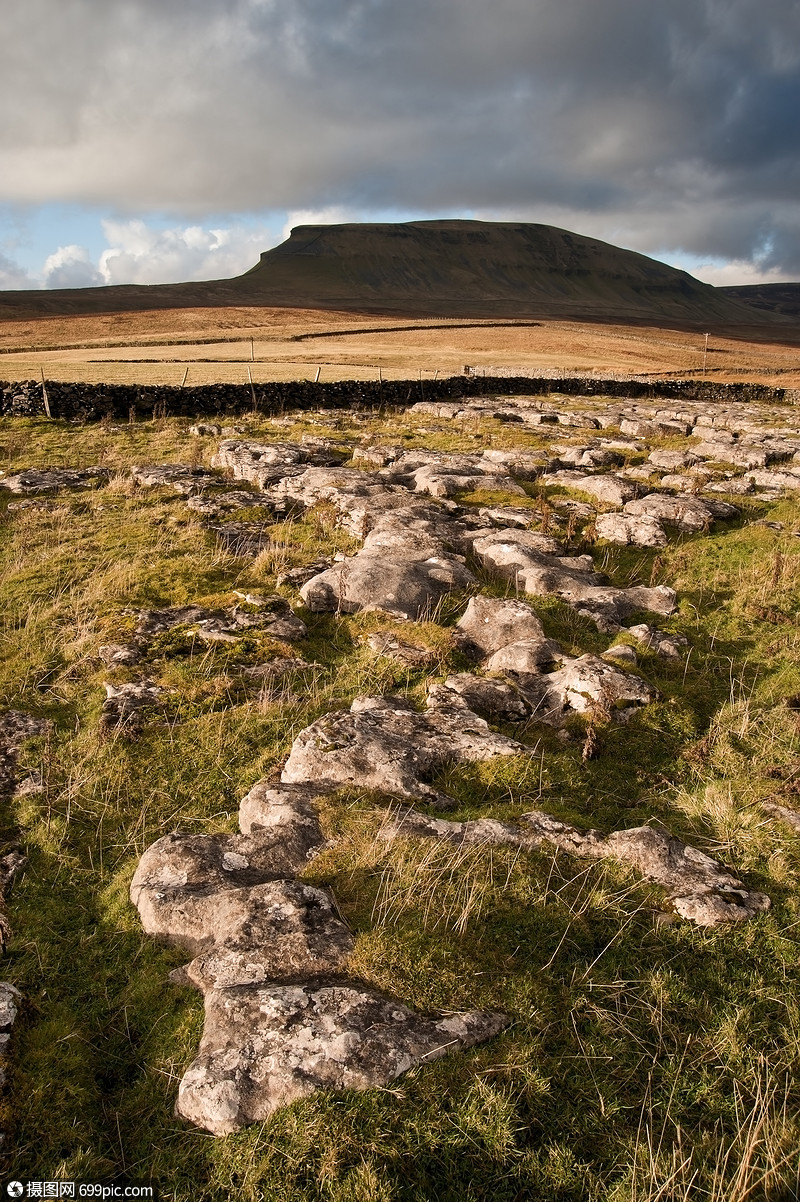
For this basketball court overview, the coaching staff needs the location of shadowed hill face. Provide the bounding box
[719,283,800,319]
[0,219,789,327]
[239,221,768,324]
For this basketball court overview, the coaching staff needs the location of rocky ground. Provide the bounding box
[0,393,799,1197]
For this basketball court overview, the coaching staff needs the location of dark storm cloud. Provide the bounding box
[1,0,799,271]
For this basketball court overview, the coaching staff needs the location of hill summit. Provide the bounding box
[0,219,784,327]
[240,219,758,324]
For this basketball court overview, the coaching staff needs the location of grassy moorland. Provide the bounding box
[0,404,799,1201]
[2,307,800,389]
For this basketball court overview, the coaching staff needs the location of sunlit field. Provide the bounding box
[2,306,800,388]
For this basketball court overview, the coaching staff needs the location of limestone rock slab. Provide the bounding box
[176,983,506,1136]
[595,513,668,548]
[455,595,548,659]
[281,695,526,807]
[300,549,475,620]
[623,494,723,533]
[0,466,110,494]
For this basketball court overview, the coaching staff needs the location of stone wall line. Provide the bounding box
[1,373,796,423]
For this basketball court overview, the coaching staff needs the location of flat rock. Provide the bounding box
[136,601,307,644]
[623,494,722,533]
[534,653,656,718]
[594,512,667,548]
[428,675,531,721]
[648,450,699,470]
[745,469,800,492]
[212,440,349,488]
[472,530,676,624]
[351,445,404,468]
[520,812,771,927]
[455,595,549,659]
[237,781,327,853]
[695,442,767,469]
[176,983,506,1136]
[0,466,110,494]
[432,651,653,726]
[557,446,623,469]
[131,464,218,493]
[175,880,355,992]
[300,549,475,621]
[380,807,769,928]
[542,470,636,507]
[185,490,281,517]
[484,637,562,674]
[281,695,527,807]
[477,506,539,529]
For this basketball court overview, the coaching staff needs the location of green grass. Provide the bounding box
[1,412,799,1200]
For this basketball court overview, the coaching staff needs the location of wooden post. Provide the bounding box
[181,367,189,387]
[702,333,710,378]
[39,368,52,419]
[247,366,257,409]
[314,367,321,383]
[250,339,254,362]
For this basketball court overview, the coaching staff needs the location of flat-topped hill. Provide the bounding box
[0,219,789,329]
[239,220,767,325]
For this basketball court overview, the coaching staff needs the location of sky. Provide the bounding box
[1,0,799,291]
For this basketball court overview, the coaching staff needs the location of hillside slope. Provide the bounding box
[239,220,767,324]
[720,282,800,319]
[0,219,788,328]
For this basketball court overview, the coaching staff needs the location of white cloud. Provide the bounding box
[19,219,276,288]
[42,244,103,288]
[96,219,274,284]
[678,260,795,288]
[0,251,37,289]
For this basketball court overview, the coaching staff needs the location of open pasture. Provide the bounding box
[1,305,800,388]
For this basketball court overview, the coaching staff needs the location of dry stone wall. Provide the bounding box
[1,374,796,423]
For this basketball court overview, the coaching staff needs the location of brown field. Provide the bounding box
[1,303,800,387]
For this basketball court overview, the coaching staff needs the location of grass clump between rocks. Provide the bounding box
[0,410,799,1200]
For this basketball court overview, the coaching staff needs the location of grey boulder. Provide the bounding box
[594,512,667,548]
[300,549,475,620]
[281,695,526,807]
[177,983,506,1136]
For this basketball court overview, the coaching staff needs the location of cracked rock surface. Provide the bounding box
[0,466,110,494]
[177,983,506,1136]
[281,694,527,807]
[131,780,507,1135]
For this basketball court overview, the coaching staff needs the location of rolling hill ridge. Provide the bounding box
[0,219,792,328]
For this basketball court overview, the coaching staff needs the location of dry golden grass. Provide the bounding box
[2,305,800,386]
